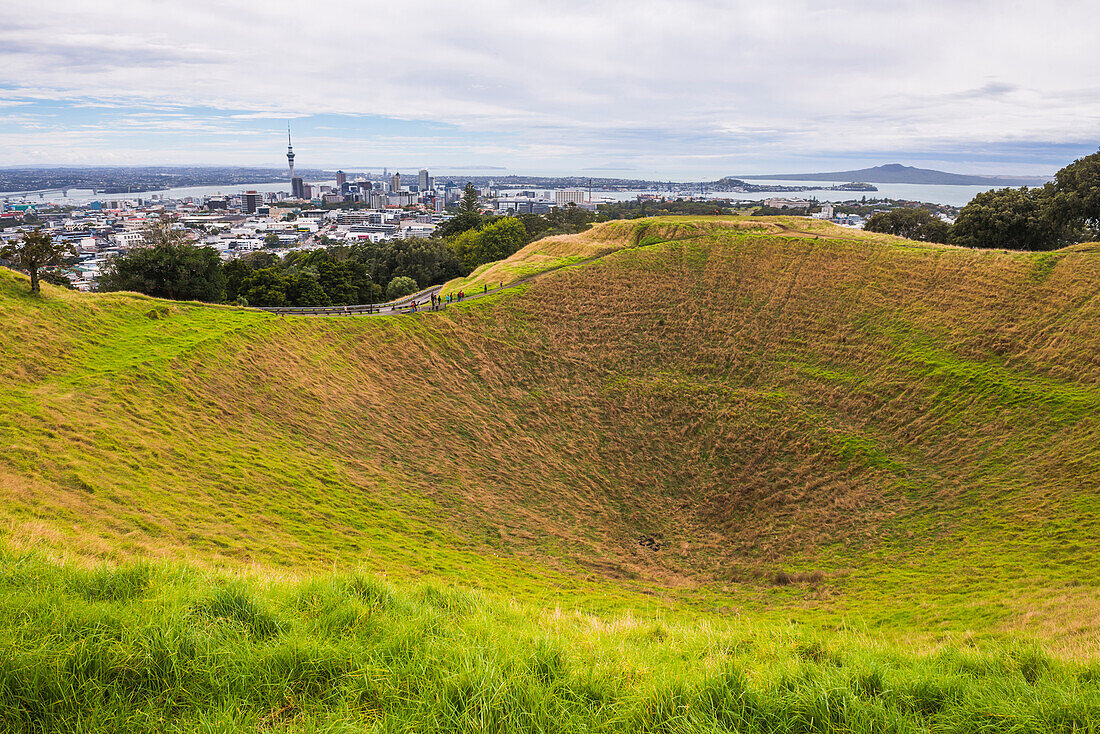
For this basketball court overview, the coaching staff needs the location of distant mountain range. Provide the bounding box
[737,163,1052,187]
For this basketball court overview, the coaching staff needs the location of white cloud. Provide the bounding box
[0,0,1098,174]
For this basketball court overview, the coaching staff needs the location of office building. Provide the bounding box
[418,169,430,192]
[390,172,401,193]
[241,191,262,214]
[555,190,586,207]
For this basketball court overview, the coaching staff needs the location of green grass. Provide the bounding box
[2,547,1097,733]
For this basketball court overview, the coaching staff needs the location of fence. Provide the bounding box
[254,287,443,316]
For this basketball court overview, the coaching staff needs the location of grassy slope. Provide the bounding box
[3,551,1097,733]
[439,218,783,295]
[1,217,1099,642]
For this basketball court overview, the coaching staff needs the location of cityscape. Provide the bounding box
[0,124,906,292]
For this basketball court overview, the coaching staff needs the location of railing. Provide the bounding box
[253,286,442,316]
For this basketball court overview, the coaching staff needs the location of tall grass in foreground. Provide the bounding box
[1,550,1097,733]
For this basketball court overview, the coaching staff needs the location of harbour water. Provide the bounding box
[573,181,1005,208]
[5,179,1017,209]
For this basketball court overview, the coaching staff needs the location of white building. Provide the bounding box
[109,231,145,247]
[555,190,586,207]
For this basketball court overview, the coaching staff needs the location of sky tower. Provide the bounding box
[286,123,295,179]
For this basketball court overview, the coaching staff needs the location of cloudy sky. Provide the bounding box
[1,0,1097,178]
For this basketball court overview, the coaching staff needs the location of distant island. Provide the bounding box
[737,163,1052,187]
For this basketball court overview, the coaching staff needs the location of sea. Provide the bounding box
[4,179,1007,209]
[546,181,1003,208]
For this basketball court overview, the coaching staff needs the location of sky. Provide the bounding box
[0,0,1098,180]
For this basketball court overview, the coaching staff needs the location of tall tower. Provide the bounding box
[286,124,296,180]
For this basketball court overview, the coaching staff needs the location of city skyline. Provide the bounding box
[0,1,1098,178]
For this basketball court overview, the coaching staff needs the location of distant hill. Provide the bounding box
[738,163,1051,187]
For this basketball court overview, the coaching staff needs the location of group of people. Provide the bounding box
[410,293,446,312]
[404,283,499,314]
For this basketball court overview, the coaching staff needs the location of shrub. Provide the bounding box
[385,275,418,300]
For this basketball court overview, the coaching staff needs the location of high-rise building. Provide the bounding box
[241,191,262,213]
[291,177,305,200]
[336,170,346,188]
[286,124,295,180]
[390,172,401,193]
[418,169,430,191]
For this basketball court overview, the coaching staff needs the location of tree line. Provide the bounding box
[864,151,1100,250]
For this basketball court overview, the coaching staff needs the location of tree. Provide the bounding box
[546,202,595,233]
[952,186,1066,251]
[223,258,253,302]
[385,276,418,300]
[366,239,464,290]
[240,267,289,306]
[459,183,479,215]
[447,217,527,270]
[434,183,483,239]
[1,230,76,293]
[263,233,280,248]
[864,208,952,243]
[141,217,189,247]
[286,272,330,306]
[1049,150,1100,238]
[98,243,226,301]
[316,259,365,305]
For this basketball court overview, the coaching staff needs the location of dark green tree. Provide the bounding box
[368,239,465,288]
[240,268,289,306]
[459,183,479,214]
[263,233,280,248]
[952,186,1065,251]
[316,259,365,305]
[448,218,528,270]
[546,202,595,233]
[223,258,253,302]
[98,243,226,301]
[1049,150,1100,238]
[1,230,76,293]
[864,208,953,243]
[286,272,330,306]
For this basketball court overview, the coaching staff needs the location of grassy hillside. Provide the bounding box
[3,218,1099,630]
[439,218,785,295]
[3,548,1097,733]
[3,216,1099,730]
